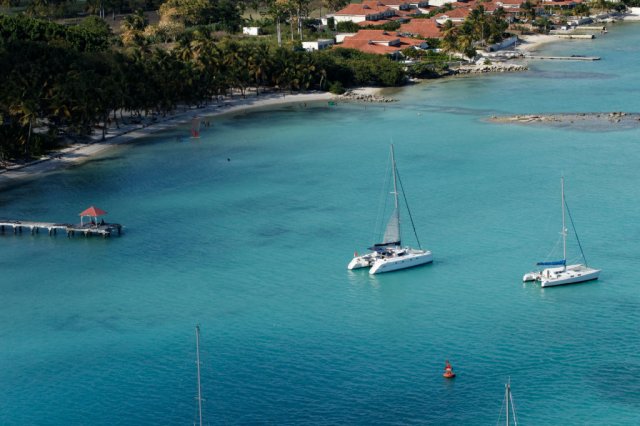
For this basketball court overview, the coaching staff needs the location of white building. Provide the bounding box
[302,39,335,51]
[242,27,261,36]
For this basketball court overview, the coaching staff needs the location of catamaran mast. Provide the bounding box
[195,325,203,426]
[561,177,567,271]
[505,378,509,426]
[390,144,400,240]
[504,377,518,426]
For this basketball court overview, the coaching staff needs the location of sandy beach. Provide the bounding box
[0,90,337,189]
[515,34,561,53]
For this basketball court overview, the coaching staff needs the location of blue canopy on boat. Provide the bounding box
[536,260,566,266]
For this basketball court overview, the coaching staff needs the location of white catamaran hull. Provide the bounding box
[369,250,433,274]
[539,264,600,287]
[348,254,377,270]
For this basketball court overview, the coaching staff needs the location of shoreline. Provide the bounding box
[0,87,394,190]
[0,91,338,190]
[2,16,638,189]
[515,34,561,53]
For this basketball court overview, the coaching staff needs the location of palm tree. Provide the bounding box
[440,20,458,60]
[269,0,290,47]
[521,1,536,22]
[323,0,349,12]
[121,10,147,46]
[248,43,273,96]
[293,0,310,41]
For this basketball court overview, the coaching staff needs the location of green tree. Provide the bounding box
[323,0,348,12]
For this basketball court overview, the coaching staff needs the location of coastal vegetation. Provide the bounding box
[0,6,405,162]
[4,0,608,162]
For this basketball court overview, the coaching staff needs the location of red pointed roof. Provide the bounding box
[79,206,107,217]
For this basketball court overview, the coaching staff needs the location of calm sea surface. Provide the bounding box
[2,23,640,425]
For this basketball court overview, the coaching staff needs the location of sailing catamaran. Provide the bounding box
[522,177,600,287]
[348,145,432,274]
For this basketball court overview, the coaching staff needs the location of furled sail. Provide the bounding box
[536,260,566,266]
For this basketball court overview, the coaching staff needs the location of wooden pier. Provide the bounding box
[0,220,122,238]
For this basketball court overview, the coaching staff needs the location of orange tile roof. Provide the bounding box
[435,8,471,19]
[335,1,392,16]
[497,0,528,6]
[339,29,426,55]
[452,1,476,7]
[399,19,443,38]
[338,39,404,54]
[345,29,403,41]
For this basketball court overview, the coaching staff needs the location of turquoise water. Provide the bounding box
[2,23,640,425]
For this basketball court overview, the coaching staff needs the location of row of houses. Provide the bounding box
[248,0,590,58]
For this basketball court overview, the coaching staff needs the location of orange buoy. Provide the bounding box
[443,360,456,379]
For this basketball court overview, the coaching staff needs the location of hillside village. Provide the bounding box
[284,0,628,61]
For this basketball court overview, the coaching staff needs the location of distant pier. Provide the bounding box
[0,220,122,238]
[526,55,600,61]
[556,34,595,39]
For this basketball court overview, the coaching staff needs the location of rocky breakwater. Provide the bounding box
[339,90,397,103]
[455,63,528,74]
[488,111,640,131]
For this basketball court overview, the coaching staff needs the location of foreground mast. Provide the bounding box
[504,378,518,426]
[195,325,203,426]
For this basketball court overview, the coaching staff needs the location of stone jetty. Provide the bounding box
[455,63,528,74]
[339,91,397,103]
[488,112,640,130]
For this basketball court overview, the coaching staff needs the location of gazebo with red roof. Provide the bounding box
[79,206,107,227]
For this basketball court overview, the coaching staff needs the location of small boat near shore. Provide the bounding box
[348,145,432,274]
[523,177,600,287]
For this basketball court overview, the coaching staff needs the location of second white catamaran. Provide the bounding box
[523,177,600,287]
[348,145,433,274]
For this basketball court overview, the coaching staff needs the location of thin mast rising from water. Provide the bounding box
[195,325,203,426]
[561,177,567,270]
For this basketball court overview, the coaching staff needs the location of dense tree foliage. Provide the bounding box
[0,14,111,51]
[157,0,243,31]
[0,14,408,162]
[440,6,509,59]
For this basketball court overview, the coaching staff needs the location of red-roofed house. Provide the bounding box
[540,0,582,7]
[379,1,412,11]
[497,0,527,9]
[398,19,443,39]
[383,1,430,11]
[334,1,397,24]
[429,0,459,6]
[338,29,429,56]
[434,8,471,24]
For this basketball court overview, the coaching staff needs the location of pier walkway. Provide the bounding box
[0,220,122,238]
[526,55,600,61]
